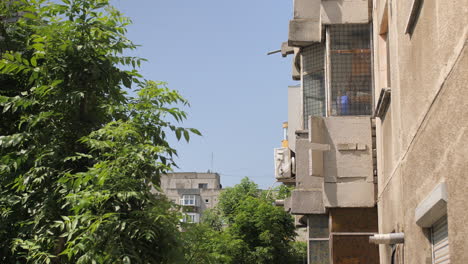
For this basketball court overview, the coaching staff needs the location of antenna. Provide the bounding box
[210,152,214,172]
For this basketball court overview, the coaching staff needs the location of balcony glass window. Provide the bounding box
[180,195,198,206]
[329,24,372,116]
[300,24,373,120]
[303,43,326,128]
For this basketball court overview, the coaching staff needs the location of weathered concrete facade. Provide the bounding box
[274,0,467,262]
[160,172,222,223]
[372,0,468,263]
[274,0,380,263]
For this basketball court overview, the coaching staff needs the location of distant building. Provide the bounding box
[160,172,222,223]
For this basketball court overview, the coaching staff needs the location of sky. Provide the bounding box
[111,0,297,189]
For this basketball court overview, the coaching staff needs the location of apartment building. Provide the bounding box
[160,172,222,223]
[273,1,379,263]
[273,0,467,264]
[371,0,467,263]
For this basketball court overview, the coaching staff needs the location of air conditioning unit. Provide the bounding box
[274,148,295,180]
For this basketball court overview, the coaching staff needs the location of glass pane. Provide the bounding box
[331,208,378,233]
[329,24,372,116]
[303,43,326,128]
[309,240,330,264]
[309,214,329,238]
[332,235,379,264]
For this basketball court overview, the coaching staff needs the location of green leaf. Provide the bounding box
[122,76,131,88]
[30,56,37,67]
[22,12,37,20]
[189,128,202,136]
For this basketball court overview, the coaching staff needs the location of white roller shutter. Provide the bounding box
[432,216,450,264]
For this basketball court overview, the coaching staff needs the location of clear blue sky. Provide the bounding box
[112,0,296,189]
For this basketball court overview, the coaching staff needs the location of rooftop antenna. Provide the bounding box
[211,152,214,172]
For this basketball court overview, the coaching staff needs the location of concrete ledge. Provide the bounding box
[324,182,375,207]
[288,19,322,47]
[290,190,325,215]
[415,182,448,228]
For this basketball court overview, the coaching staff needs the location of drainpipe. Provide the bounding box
[369,233,404,245]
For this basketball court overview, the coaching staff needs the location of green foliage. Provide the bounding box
[217,177,259,224]
[289,241,308,264]
[275,184,294,200]
[181,223,244,264]
[0,0,199,263]
[184,178,298,264]
[201,207,224,231]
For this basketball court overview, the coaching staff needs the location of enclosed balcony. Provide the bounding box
[180,194,200,207]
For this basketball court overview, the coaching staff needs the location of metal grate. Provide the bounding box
[329,24,372,116]
[303,43,326,128]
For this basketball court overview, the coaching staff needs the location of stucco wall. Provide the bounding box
[373,0,468,262]
[400,48,468,264]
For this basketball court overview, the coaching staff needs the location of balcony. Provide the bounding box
[288,0,369,47]
[180,194,200,207]
[289,116,376,215]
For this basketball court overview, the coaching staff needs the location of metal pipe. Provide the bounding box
[267,49,281,55]
[275,200,285,206]
[369,233,404,244]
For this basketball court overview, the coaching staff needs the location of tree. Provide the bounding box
[186,178,298,264]
[180,223,245,264]
[217,177,259,224]
[0,0,199,263]
[227,194,297,263]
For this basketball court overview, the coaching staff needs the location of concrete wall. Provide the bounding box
[321,0,369,24]
[161,172,222,213]
[372,0,468,262]
[293,116,376,211]
[288,85,302,152]
[161,172,221,190]
[289,0,370,46]
[322,117,375,208]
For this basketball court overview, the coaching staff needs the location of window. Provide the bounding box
[180,195,198,206]
[330,208,379,263]
[329,24,372,116]
[432,216,450,264]
[198,183,208,189]
[183,213,200,223]
[301,24,373,122]
[303,43,326,128]
[308,214,330,264]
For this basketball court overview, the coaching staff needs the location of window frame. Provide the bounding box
[183,213,200,223]
[301,23,373,121]
[180,195,198,206]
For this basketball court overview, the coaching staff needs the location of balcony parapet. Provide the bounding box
[288,0,369,47]
[290,116,375,213]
